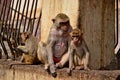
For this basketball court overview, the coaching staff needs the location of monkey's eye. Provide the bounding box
[72,36,79,38]
[60,21,69,26]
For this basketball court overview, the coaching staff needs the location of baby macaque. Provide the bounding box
[67,28,90,75]
[13,32,49,69]
[17,32,39,64]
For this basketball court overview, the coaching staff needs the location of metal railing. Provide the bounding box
[0,0,41,59]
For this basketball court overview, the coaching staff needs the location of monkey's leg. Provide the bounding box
[83,53,90,70]
[37,41,49,70]
[67,49,74,76]
[56,52,69,68]
[46,43,57,77]
[75,56,84,70]
[20,53,25,62]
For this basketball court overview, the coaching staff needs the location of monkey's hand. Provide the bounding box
[50,64,57,78]
[17,46,28,53]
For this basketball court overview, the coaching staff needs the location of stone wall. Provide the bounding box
[0,61,120,80]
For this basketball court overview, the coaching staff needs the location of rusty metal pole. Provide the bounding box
[32,0,38,34]
[23,0,29,32]
[26,0,35,33]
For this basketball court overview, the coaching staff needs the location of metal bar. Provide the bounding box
[32,0,38,34]
[115,0,118,48]
[0,0,8,59]
[0,0,6,20]
[26,0,35,32]
[8,0,15,39]
[9,7,29,19]
[15,0,22,40]
[18,0,27,32]
[5,0,12,39]
[4,4,30,20]
[4,0,15,56]
[1,0,7,38]
[17,0,27,44]
[10,0,20,48]
[0,0,6,35]
[0,42,8,59]
[23,0,29,32]
[35,10,42,36]
[11,0,20,34]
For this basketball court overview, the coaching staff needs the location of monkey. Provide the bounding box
[39,13,73,77]
[67,28,90,75]
[9,32,49,70]
[17,32,39,64]
[37,41,49,70]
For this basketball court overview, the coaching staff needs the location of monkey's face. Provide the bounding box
[60,21,69,32]
[52,13,70,32]
[20,32,29,44]
[21,33,26,43]
[70,28,83,43]
[72,36,80,42]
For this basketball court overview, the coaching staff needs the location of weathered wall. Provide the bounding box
[0,61,119,80]
[79,0,115,69]
[40,0,115,69]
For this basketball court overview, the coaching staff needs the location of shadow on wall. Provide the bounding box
[0,48,2,59]
[116,75,120,80]
[116,49,120,69]
[99,49,120,70]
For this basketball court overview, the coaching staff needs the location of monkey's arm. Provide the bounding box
[47,28,57,65]
[17,46,28,53]
[82,40,90,66]
[47,41,55,65]
[17,40,31,53]
[47,40,56,74]
[67,44,75,75]
[69,46,74,70]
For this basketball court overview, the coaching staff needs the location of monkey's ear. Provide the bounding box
[52,19,55,23]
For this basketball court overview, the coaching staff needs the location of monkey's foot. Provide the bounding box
[51,72,57,78]
[49,64,57,78]
[50,64,57,73]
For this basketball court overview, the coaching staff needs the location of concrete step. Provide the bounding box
[0,60,120,80]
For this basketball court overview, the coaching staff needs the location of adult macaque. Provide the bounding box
[45,13,72,77]
[17,32,39,64]
[67,28,90,75]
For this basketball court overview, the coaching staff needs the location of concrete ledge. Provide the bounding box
[0,60,120,80]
